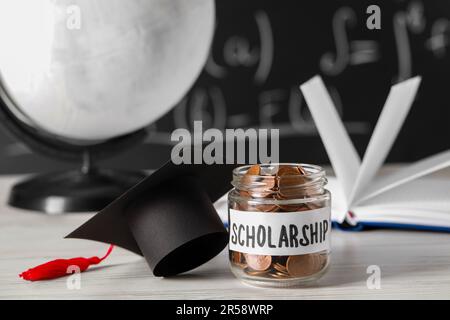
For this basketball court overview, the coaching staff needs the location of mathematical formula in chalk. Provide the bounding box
[148,0,449,147]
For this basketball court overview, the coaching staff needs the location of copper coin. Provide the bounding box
[273,263,288,273]
[231,251,242,263]
[237,203,276,212]
[274,271,289,277]
[247,188,275,198]
[276,203,310,212]
[249,177,276,196]
[246,164,261,175]
[277,166,301,176]
[269,273,287,279]
[286,254,323,277]
[272,270,289,278]
[249,203,279,212]
[258,176,277,190]
[305,202,321,210]
[275,197,313,211]
[258,204,279,212]
[241,165,259,191]
[238,190,251,198]
[245,254,272,271]
[244,268,268,277]
[297,165,307,175]
[277,166,308,198]
[243,164,277,196]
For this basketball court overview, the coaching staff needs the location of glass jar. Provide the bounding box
[228,163,331,287]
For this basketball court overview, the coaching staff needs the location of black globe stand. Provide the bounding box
[0,83,150,214]
[8,151,146,214]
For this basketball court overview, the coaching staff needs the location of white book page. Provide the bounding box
[300,76,360,211]
[349,77,422,205]
[356,150,450,204]
[353,177,450,228]
[326,177,348,223]
[357,177,450,213]
[352,208,450,228]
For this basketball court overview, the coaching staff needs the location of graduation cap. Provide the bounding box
[20,160,237,280]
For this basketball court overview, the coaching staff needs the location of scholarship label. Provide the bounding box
[229,207,331,256]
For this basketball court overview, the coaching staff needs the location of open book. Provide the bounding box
[300,76,450,231]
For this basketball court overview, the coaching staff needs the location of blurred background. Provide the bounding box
[0,0,448,174]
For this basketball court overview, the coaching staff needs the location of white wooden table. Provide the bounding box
[1,169,450,300]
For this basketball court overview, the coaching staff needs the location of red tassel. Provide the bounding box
[19,245,114,281]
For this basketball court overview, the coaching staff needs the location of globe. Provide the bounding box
[0,0,214,141]
[0,0,215,213]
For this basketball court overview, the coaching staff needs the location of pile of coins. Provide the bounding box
[231,251,327,280]
[233,164,321,212]
[229,164,328,280]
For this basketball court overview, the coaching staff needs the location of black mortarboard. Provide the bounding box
[66,161,236,277]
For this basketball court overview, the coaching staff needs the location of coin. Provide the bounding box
[238,203,277,212]
[258,176,276,192]
[277,165,308,198]
[277,166,301,176]
[245,201,279,212]
[297,165,307,175]
[286,254,324,277]
[274,271,290,278]
[246,164,261,175]
[244,267,268,277]
[231,251,243,264]
[269,272,289,279]
[241,165,259,189]
[276,203,310,212]
[305,202,321,210]
[242,164,276,197]
[273,263,288,273]
[245,254,272,271]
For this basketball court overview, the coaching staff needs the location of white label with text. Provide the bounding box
[229,208,331,255]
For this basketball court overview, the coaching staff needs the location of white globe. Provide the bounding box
[0,0,215,142]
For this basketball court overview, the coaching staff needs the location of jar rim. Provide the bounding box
[232,163,325,179]
[231,163,327,192]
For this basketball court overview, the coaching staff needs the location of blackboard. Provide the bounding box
[148,0,450,164]
[0,0,449,173]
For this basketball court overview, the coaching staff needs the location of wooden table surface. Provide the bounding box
[1,169,450,300]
